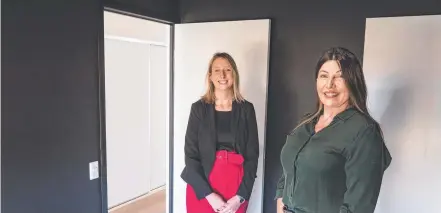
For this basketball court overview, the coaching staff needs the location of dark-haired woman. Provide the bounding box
[275,47,392,213]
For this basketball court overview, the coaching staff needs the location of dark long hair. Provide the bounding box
[294,47,381,133]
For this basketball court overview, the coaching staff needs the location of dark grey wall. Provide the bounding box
[179,0,441,212]
[2,0,104,213]
[1,0,178,213]
[105,0,180,22]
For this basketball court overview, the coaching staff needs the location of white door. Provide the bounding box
[104,38,151,208]
[172,19,271,213]
[149,44,168,190]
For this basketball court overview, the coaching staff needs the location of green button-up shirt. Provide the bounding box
[275,108,392,213]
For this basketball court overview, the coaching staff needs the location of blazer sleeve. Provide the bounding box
[180,102,213,200]
[236,103,260,200]
[340,124,392,213]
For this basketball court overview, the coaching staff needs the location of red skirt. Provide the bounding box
[186,150,249,213]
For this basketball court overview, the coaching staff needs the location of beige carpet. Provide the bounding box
[109,189,166,213]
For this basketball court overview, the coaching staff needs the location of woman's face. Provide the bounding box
[316,60,350,109]
[210,57,234,91]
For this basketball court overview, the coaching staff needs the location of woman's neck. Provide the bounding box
[214,90,233,103]
[214,90,233,111]
[322,104,348,120]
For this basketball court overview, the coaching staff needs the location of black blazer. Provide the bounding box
[180,99,259,201]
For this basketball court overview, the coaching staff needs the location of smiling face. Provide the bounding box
[209,57,234,91]
[316,60,350,109]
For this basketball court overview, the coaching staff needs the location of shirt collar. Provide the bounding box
[312,107,358,123]
[334,107,358,121]
[305,107,358,134]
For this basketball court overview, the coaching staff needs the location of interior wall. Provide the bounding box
[0,0,2,211]
[363,15,441,213]
[104,11,169,208]
[2,0,104,212]
[178,0,441,212]
[1,0,177,212]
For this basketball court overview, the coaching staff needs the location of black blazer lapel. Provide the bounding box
[230,101,240,150]
[207,103,217,154]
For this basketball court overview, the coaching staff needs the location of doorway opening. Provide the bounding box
[103,10,171,213]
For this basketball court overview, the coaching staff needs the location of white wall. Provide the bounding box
[0,0,2,211]
[104,11,170,208]
[363,15,441,213]
[104,11,169,44]
[173,20,270,213]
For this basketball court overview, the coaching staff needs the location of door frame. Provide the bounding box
[98,6,175,213]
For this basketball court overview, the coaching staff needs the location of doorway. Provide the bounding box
[103,10,171,213]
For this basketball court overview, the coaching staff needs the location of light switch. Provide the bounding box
[89,161,99,180]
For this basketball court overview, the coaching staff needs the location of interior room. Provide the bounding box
[2,0,441,213]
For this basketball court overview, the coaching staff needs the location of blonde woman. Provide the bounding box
[181,52,259,213]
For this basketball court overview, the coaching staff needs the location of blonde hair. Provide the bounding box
[201,52,245,104]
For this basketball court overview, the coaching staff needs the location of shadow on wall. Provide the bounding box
[373,73,415,212]
[242,42,267,112]
[377,78,413,170]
